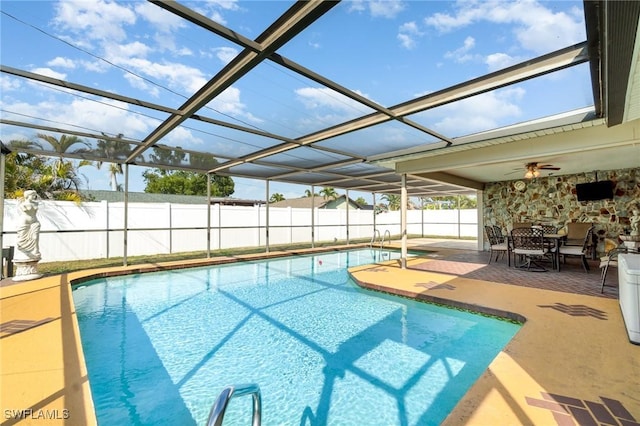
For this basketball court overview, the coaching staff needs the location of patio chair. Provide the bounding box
[558,226,594,272]
[540,225,558,234]
[511,227,548,272]
[485,225,508,264]
[600,245,640,292]
[493,225,506,243]
[512,222,533,230]
[564,222,596,259]
[540,225,559,251]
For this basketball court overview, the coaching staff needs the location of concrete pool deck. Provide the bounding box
[1,244,639,425]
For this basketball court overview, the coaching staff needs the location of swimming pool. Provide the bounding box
[73,249,520,425]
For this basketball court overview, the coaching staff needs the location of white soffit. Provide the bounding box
[624,23,640,123]
[370,108,604,169]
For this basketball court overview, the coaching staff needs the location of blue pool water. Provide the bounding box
[73,249,520,426]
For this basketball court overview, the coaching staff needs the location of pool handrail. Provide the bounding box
[370,229,381,247]
[382,230,391,247]
[207,383,262,426]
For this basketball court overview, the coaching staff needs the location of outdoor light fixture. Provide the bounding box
[524,167,540,179]
[523,162,560,179]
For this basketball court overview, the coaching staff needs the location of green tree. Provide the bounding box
[5,139,91,201]
[381,193,401,211]
[304,189,319,197]
[148,145,186,173]
[142,148,234,196]
[421,195,477,209]
[269,193,285,203]
[355,196,367,205]
[320,187,338,200]
[36,133,92,193]
[142,169,234,196]
[457,195,477,208]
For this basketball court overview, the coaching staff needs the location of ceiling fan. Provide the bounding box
[522,162,561,179]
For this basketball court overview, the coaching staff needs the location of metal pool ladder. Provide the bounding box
[370,229,381,248]
[382,230,391,247]
[207,383,262,426]
[371,229,391,248]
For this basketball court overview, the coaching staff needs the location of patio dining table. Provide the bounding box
[507,231,566,272]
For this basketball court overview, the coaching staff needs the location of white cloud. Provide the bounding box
[485,52,519,71]
[162,126,203,147]
[47,57,77,69]
[295,87,372,114]
[53,0,136,43]
[397,33,416,50]
[430,88,525,135]
[123,74,160,98]
[0,75,22,92]
[207,10,227,25]
[425,0,584,54]
[399,21,420,34]
[79,59,110,73]
[207,0,241,12]
[513,4,584,53]
[104,41,152,61]
[349,0,404,18]
[30,68,67,80]
[398,21,423,50]
[134,3,191,56]
[348,1,366,14]
[0,97,156,143]
[194,0,241,26]
[207,86,264,124]
[425,8,477,32]
[444,36,476,63]
[134,2,185,33]
[369,0,405,18]
[59,98,155,137]
[105,54,205,95]
[293,87,375,129]
[213,47,239,64]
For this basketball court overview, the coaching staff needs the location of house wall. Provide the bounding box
[482,167,640,253]
[323,198,359,209]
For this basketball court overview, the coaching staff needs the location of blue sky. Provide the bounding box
[0,0,590,202]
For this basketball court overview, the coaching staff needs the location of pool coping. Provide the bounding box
[1,247,639,425]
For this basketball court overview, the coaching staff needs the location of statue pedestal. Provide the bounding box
[12,259,42,281]
[620,234,640,251]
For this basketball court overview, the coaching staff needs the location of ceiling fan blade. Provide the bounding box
[504,169,522,175]
[539,166,561,170]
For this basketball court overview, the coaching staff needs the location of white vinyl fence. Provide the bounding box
[2,199,478,262]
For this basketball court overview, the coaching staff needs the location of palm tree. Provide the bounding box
[381,193,401,211]
[95,134,130,191]
[37,133,89,156]
[269,193,285,203]
[35,133,91,200]
[319,187,338,201]
[304,189,319,197]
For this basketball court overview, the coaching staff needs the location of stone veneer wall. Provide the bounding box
[483,167,640,254]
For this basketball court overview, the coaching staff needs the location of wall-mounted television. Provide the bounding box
[576,180,614,201]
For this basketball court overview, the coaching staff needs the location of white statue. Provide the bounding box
[631,208,640,236]
[13,190,43,281]
[16,190,42,259]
